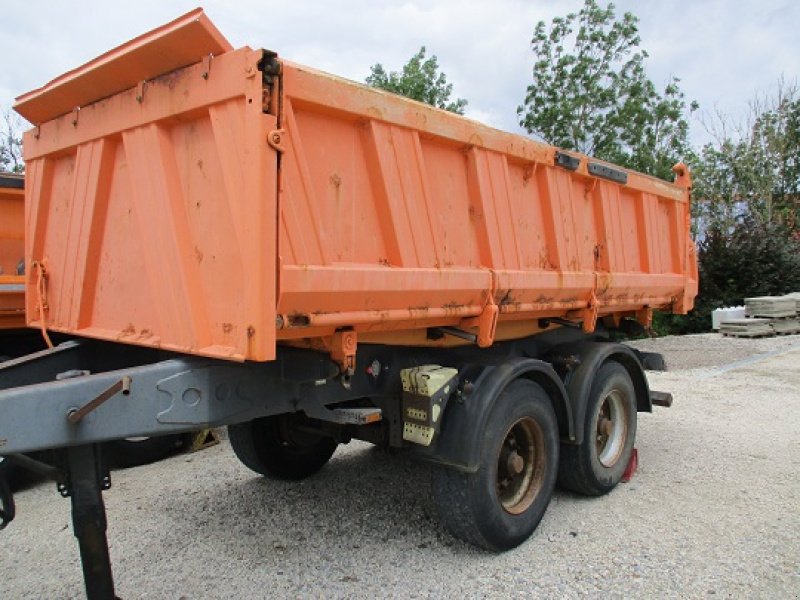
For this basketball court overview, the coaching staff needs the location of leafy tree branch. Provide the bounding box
[366,47,468,115]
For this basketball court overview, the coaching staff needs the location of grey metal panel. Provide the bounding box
[0,358,299,454]
[0,341,83,390]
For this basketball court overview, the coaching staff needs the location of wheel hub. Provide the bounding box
[595,389,628,467]
[495,417,546,515]
[507,450,525,475]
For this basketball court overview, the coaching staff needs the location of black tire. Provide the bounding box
[0,471,14,530]
[558,361,637,496]
[104,435,184,469]
[0,456,17,490]
[0,452,54,492]
[432,379,559,551]
[228,413,338,481]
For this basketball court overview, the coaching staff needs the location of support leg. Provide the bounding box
[63,444,116,600]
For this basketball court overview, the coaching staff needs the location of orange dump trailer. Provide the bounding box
[14,12,696,366]
[1,10,696,594]
[0,174,25,330]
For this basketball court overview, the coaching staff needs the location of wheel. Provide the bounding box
[558,361,637,496]
[0,470,14,530]
[0,455,16,489]
[228,413,338,480]
[432,379,559,550]
[0,451,54,491]
[103,435,184,469]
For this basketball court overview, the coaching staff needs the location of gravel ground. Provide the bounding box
[1,333,798,598]
[625,331,800,371]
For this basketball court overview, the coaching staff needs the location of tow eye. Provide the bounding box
[0,472,14,530]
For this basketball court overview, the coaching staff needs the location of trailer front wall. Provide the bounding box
[20,48,279,360]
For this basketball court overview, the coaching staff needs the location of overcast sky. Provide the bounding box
[2,1,798,148]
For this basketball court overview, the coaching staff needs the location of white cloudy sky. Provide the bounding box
[1,0,798,148]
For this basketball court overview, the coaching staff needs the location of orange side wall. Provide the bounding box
[274,62,698,346]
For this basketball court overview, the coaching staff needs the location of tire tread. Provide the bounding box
[228,416,337,480]
[558,361,636,496]
[432,379,559,550]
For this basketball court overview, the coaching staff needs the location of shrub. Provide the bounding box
[655,214,800,335]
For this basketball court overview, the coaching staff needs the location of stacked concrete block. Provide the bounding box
[718,293,800,338]
[744,296,798,318]
[719,318,775,338]
[771,318,800,335]
[783,292,800,313]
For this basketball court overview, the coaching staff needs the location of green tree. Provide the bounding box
[656,216,800,335]
[743,85,799,226]
[658,81,800,336]
[517,0,696,180]
[693,81,800,230]
[366,47,468,115]
[0,110,24,174]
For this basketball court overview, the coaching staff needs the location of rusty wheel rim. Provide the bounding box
[495,417,546,515]
[596,390,627,467]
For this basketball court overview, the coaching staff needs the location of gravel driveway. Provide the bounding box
[1,333,798,598]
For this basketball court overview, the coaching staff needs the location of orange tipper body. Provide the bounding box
[14,9,697,363]
[0,173,25,329]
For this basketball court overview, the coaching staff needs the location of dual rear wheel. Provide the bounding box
[227,360,637,550]
[558,362,637,496]
[431,362,637,549]
[432,379,559,550]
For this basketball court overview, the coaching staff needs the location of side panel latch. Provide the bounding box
[330,330,357,388]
